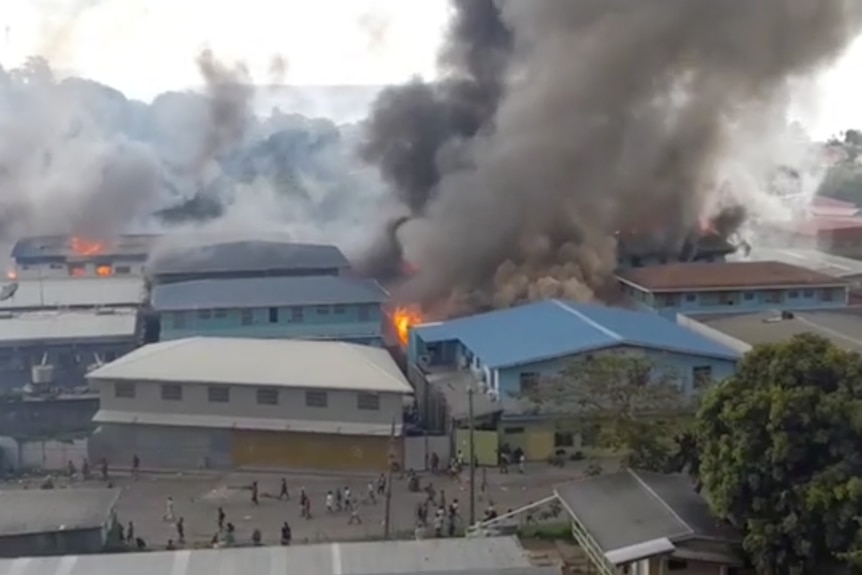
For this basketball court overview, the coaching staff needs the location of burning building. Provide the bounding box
[9,234,159,280]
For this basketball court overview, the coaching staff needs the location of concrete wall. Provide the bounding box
[622,283,848,318]
[158,303,384,345]
[0,340,137,391]
[0,527,108,558]
[89,423,232,470]
[98,380,405,429]
[16,258,146,280]
[404,434,450,471]
[0,437,89,471]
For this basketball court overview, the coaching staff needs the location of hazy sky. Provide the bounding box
[2,0,861,139]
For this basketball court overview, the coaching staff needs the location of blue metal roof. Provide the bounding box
[148,240,349,276]
[413,300,740,369]
[152,275,388,311]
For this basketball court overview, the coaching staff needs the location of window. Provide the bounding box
[161,384,183,401]
[554,432,574,447]
[207,385,230,403]
[68,264,85,277]
[764,290,782,303]
[49,263,63,270]
[114,381,135,398]
[718,292,736,306]
[744,292,755,301]
[316,305,330,315]
[357,392,380,411]
[290,307,304,322]
[114,265,131,275]
[692,366,713,389]
[358,305,370,321]
[198,309,212,320]
[504,427,525,435]
[268,307,279,323]
[803,289,815,298]
[172,312,187,329]
[685,293,696,302]
[667,559,688,571]
[821,288,835,302]
[214,309,228,319]
[519,372,540,393]
[788,290,799,299]
[256,388,279,405]
[240,309,254,326]
[305,390,328,408]
[333,304,346,315]
[581,423,602,446]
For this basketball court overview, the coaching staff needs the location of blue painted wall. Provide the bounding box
[620,283,848,318]
[409,334,736,399]
[159,303,384,346]
[494,348,736,397]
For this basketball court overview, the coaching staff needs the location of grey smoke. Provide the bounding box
[0,53,384,250]
[361,0,862,315]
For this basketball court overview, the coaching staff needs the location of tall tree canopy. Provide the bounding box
[697,334,862,575]
[522,353,690,471]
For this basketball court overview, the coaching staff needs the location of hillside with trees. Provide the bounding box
[819,129,862,203]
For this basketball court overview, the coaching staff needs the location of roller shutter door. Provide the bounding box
[231,430,396,472]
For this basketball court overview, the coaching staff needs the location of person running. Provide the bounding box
[347,500,362,525]
[279,478,289,501]
[217,507,226,531]
[366,481,376,504]
[326,491,335,514]
[164,497,175,522]
[176,517,185,544]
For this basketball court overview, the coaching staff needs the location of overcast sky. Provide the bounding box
[2,0,861,140]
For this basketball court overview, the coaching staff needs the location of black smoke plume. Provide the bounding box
[355,0,512,278]
[360,0,862,315]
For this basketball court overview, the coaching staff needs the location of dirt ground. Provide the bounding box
[2,462,595,549]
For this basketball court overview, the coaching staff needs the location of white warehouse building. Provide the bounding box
[87,337,413,472]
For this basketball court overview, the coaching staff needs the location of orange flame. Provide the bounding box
[698,216,717,235]
[70,236,105,256]
[392,306,423,347]
[95,265,112,277]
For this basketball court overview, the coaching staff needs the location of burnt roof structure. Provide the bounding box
[147,240,350,280]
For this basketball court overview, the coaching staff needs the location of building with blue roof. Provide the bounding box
[152,275,389,346]
[407,300,740,463]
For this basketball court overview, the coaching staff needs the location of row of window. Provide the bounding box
[170,304,376,329]
[652,287,839,308]
[114,382,382,410]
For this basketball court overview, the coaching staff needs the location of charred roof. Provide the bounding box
[617,261,846,292]
[11,234,159,260]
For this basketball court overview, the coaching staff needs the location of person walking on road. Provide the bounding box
[279,478,289,501]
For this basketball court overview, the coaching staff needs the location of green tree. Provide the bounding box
[521,354,691,471]
[697,334,862,575]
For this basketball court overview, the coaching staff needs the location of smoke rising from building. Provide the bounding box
[360,0,862,315]
[0,53,383,252]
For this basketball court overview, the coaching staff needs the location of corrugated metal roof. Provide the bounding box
[0,278,145,310]
[87,337,412,394]
[0,488,120,536]
[699,310,862,354]
[151,276,387,311]
[11,235,158,259]
[555,470,737,555]
[0,309,138,343]
[413,300,739,369]
[618,261,845,291]
[93,410,403,436]
[0,537,551,575]
[739,247,862,279]
[148,241,349,276]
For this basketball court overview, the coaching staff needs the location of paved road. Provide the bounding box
[4,462,596,549]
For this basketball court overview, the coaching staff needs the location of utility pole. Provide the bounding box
[468,386,476,526]
[383,417,396,539]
